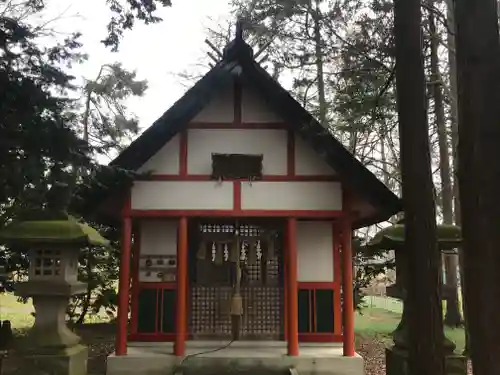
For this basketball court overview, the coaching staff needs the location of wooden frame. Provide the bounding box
[127,223,344,345]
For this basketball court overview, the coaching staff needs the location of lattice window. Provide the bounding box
[190,286,283,340]
[190,286,233,338]
[241,286,283,338]
[238,224,262,237]
[199,223,235,235]
[33,250,62,277]
[191,220,284,339]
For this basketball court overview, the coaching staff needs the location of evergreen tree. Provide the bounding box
[393,0,445,373]
[102,0,173,51]
[80,62,148,157]
[0,13,90,225]
[454,0,500,373]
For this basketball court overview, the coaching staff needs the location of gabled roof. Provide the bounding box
[104,34,401,228]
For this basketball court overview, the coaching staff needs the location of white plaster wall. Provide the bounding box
[187,129,288,175]
[241,87,283,123]
[297,221,334,282]
[131,181,234,210]
[240,181,343,211]
[136,134,180,174]
[138,220,178,282]
[294,135,336,176]
[139,220,177,255]
[191,86,234,123]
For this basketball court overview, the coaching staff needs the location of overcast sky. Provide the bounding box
[38,0,232,130]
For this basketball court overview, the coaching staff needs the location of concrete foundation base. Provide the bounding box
[106,341,364,375]
[1,344,88,375]
[386,346,467,375]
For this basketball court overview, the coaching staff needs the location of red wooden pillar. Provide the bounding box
[341,214,355,357]
[174,216,188,356]
[116,216,132,356]
[286,218,299,356]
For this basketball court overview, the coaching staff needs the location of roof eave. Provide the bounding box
[354,202,403,229]
[236,58,402,221]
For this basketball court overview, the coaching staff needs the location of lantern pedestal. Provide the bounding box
[1,344,88,375]
[1,280,88,375]
[385,284,467,375]
[386,346,467,375]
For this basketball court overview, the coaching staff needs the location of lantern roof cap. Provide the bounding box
[365,223,462,251]
[0,212,109,248]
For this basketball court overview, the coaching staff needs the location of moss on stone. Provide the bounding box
[367,223,462,251]
[0,215,109,247]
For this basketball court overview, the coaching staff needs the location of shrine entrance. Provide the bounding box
[188,219,285,341]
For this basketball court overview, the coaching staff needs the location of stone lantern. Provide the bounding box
[366,223,466,375]
[0,211,109,375]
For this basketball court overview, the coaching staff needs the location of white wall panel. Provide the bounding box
[138,220,178,282]
[294,135,336,176]
[139,220,177,255]
[136,134,180,174]
[297,221,334,282]
[241,87,283,123]
[241,181,342,211]
[191,86,234,123]
[131,181,233,210]
[187,129,288,175]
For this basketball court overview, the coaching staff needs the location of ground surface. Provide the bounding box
[0,294,468,375]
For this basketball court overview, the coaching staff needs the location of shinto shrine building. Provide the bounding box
[91,24,401,375]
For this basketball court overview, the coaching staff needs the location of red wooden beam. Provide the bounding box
[120,190,131,218]
[129,333,176,342]
[283,229,288,341]
[179,130,188,177]
[137,174,339,182]
[297,281,341,341]
[286,218,299,356]
[137,282,176,289]
[187,122,288,129]
[298,333,343,343]
[129,209,344,219]
[116,215,132,356]
[297,281,337,289]
[233,181,242,212]
[174,217,188,356]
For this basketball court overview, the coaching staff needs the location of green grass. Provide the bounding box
[0,293,110,330]
[357,296,467,353]
[0,293,34,329]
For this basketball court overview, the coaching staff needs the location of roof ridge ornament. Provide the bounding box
[222,17,254,62]
[235,18,244,41]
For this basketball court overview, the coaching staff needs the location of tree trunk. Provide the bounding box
[428,1,462,327]
[313,0,327,127]
[444,0,469,352]
[454,0,500,373]
[393,0,445,374]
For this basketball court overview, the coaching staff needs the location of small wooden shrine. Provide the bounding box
[86,21,401,375]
